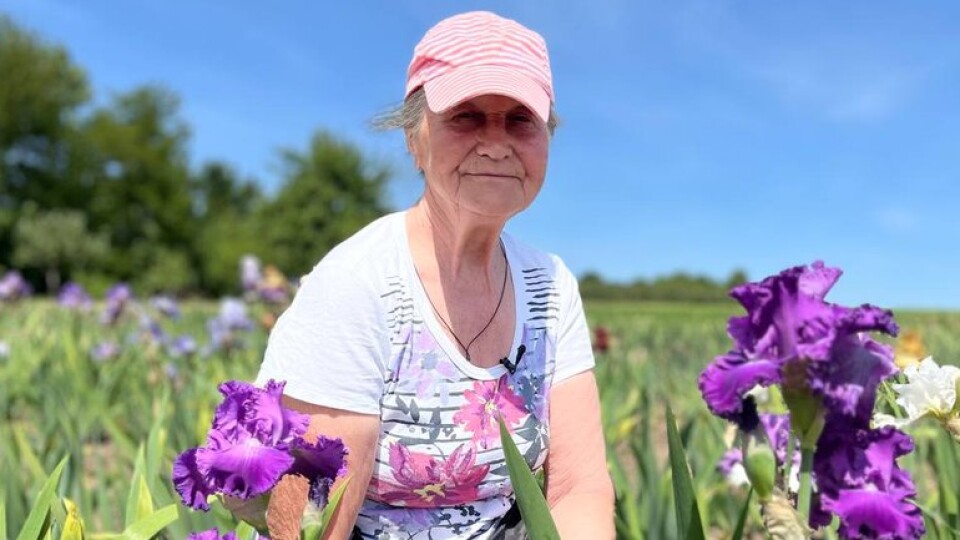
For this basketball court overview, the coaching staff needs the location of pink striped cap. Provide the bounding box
[405,11,554,122]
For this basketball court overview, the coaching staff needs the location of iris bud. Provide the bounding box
[742,430,777,502]
[782,387,825,450]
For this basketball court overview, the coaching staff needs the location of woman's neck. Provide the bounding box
[406,200,506,291]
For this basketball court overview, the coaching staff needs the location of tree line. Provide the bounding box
[578,269,749,303]
[1,15,389,296]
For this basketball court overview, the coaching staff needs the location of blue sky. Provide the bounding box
[3,1,959,309]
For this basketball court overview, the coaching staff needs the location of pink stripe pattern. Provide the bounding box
[404,11,554,121]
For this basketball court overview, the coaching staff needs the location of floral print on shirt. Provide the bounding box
[356,322,554,539]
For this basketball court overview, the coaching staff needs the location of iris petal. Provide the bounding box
[826,487,924,540]
[196,433,294,498]
[290,436,348,506]
[698,351,781,422]
[172,448,214,511]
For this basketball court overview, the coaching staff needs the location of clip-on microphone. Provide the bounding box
[500,343,526,375]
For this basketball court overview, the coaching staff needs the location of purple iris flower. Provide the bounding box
[101,283,132,325]
[187,529,238,540]
[58,282,93,310]
[812,427,924,538]
[290,436,349,506]
[698,262,923,538]
[217,298,253,330]
[172,380,347,511]
[698,262,898,426]
[240,255,262,292]
[259,285,289,305]
[205,299,253,353]
[0,271,31,301]
[139,314,167,345]
[167,335,197,358]
[150,295,181,319]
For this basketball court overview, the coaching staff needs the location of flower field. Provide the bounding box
[2,293,959,538]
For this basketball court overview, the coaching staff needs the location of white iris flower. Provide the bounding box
[874,356,960,429]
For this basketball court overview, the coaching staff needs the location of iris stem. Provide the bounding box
[797,446,815,523]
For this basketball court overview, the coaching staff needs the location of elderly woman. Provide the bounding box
[255,10,614,539]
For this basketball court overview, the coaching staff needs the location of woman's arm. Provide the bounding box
[545,370,615,539]
[265,396,381,540]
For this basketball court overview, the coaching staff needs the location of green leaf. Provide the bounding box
[730,488,753,540]
[118,504,178,540]
[2,496,8,540]
[665,406,705,540]
[124,447,151,527]
[12,426,47,483]
[498,418,560,540]
[234,521,259,540]
[16,456,68,540]
[48,498,67,534]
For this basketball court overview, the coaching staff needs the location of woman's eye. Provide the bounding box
[452,112,481,122]
[509,114,533,123]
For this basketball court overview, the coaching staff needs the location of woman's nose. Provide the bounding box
[475,121,512,160]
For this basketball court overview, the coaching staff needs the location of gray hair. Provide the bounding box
[372,87,559,136]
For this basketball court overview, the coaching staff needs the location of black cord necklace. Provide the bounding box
[416,240,509,363]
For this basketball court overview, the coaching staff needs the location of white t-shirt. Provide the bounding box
[256,211,594,539]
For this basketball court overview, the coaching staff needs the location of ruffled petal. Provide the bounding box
[172,448,214,511]
[826,487,924,539]
[196,432,294,499]
[289,436,349,506]
[698,351,782,422]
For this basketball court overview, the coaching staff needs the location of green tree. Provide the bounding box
[81,86,198,285]
[190,162,264,295]
[12,205,109,292]
[257,131,391,277]
[0,16,90,267]
[192,161,262,218]
[724,268,749,290]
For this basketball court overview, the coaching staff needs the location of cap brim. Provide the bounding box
[422,64,551,123]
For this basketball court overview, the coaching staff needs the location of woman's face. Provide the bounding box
[409,94,550,220]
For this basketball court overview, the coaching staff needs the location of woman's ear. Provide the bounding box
[406,131,423,172]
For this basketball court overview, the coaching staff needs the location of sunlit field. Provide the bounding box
[2,298,958,538]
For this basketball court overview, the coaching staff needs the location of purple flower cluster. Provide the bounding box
[0,271,31,301]
[698,262,924,539]
[172,380,347,512]
[150,295,181,319]
[240,255,262,293]
[101,283,132,325]
[58,282,93,311]
[205,299,254,354]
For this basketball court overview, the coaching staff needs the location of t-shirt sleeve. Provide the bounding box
[254,261,388,415]
[551,256,596,383]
